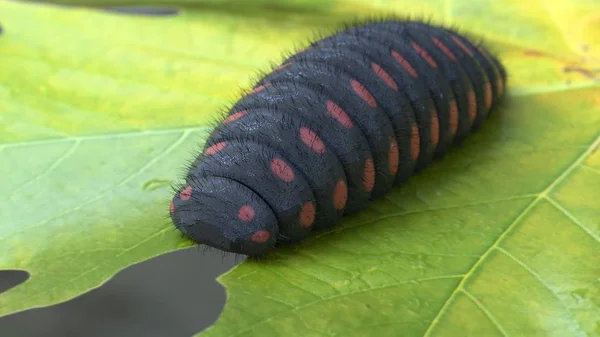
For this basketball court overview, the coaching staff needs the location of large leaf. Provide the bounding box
[0,0,346,316]
[1,0,599,336]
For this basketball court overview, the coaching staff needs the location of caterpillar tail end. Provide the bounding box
[170,176,279,256]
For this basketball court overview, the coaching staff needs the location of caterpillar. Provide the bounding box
[169,19,507,256]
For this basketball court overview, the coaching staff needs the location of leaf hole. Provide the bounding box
[0,249,240,335]
[0,270,29,295]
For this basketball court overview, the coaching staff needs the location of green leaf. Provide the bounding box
[1,1,599,336]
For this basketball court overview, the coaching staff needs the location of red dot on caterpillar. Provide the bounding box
[449,100,459,136]
[362,159,375,192]
[467,90,477,122]
[430,107,440,147]
[238,205,255,222]
[299,127,326,154]
[204,142,227,155]
[326,100,353,128]
[484,82,493,110]
[180,186,192,200]
[391,50,419,78]
[388,139,399,176]
[270,158,295,182]
[451,35,474,56]
[249,83,270,94]
[250,230,271,243]
[371,62,398,91]
[477,46,505,96]
[411,41,438,68]
[432,37,457,62]
[224,110,248,123]
[275,63,291,71]
[299,201,316,228]
[350,79,377,107]
[411,123,420,162]
[333,179,348,210]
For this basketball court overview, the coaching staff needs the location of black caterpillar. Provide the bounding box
[169,19,507,256]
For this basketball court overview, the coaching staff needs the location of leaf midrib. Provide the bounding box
[422,133,600,337]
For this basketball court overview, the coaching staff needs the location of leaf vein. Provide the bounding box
[421,134,600,336]
[226,275,465,337]
[581,164,600,176]
[461,289,509,336]
[9,139,80,198]
[1,130,191,244]
[316,194,537,240]
[545,196,599,242]
[496,247,587,335]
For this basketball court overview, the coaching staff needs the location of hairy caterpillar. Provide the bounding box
[169,19,507,256]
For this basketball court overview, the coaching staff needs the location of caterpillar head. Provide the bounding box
[170,176,278,256]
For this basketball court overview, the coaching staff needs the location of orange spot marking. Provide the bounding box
[250,230,271,243]
[299,201,315,228]
[180,186,192,200]
[371,62,398,91]
[477,47,504,96]
[223,110,248,123]
[392,50,418,79]
[275,63,291,71]
[270,158,295,182]
[238,205,255,222]
[484,82,493,110]
[451,36,474,56]
[299,127,326,154]
[430,107,440,147]
[410,123,420,161]
[350,79,377,107]
[169,200,175,214]
[249,83,270,94]
[362,158,375,192]
[467,90,477,122]
[449,100,459,136]
[326,100,353,128]
[411,42,438,68]
[333,179,348,210]
[432,37,457,62]
[388,139,399,176]
[204,142,227,155]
